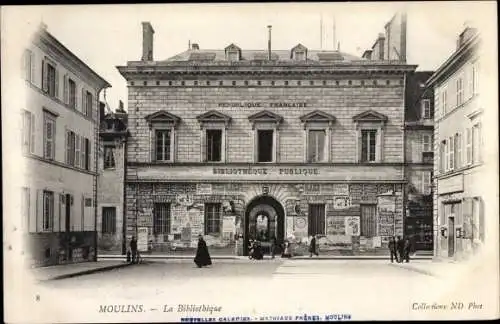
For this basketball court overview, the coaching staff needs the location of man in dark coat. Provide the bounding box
[270,236,277,259]
[130,236,138,264]
[396,236,404,263]
[388,236,397,263]
[194,235,212,268]
[403,237,411,263]
[309,235,319,257]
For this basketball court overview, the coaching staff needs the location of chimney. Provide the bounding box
[141,22,155,61]
[191,43,199,50]
[362,49,373,60]
[118,100,124,112]
[377,33,385,60]
[267,25,272,61]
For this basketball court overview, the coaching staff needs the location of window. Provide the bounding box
[153,203,171,235]
[42,61,57,97]
[361,130,377,162]
[472,63,479,95]
[456,77,464,106]
[455,133,462,169]
[102,207,116,234]
[422,171,432,195]
[472,197,484,242]
[206,129,222,162]
[442,88,448,114]
[75,134,81,168]
[84,91,93,118]
[204,203,221,235]
[422,134,433,152]
[66,131,75,165]
[308,130,326,162]
[472,123,482,163]
[466,128,472,165]
[23,49,34,82]
[360,204,377,237]
[42,190,54,231]
[421,99,431,119]
[227,51,239,61]
[155,129,172,162]
[84,137,91,171]
[43,113,56,160]
[257,130,274,162]
[68,79,76,109]
[448,136,455,171]
[104,146,116,169]
[294,51,305,61]
[22,110,35,154]
[308,204,325,236]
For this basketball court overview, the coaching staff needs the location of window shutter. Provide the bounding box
[66,130,71,164]
[54,68,59,98]
[36,189,43,232]
[89,93,94,119]
[462,197,473,238]
[466,128,472,165]
[30,113,35,154]
[150,129,156,162]
[201,129,207,162]
[41,59,48,92]
[63,74,69,104]
[30,52,36,84]
[75,134,80,167]
[87,138,91,171]
[80,136,86,169]
[45,119,53,159]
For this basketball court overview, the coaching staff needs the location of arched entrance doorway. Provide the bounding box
[244,195,285,256]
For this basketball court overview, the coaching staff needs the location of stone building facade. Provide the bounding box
[97,101,128,254]
[427,27,486,260]
[20,24,110,266]
[117,21,420,256]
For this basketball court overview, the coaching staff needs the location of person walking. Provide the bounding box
[281,240,292,258]
[270,236,276,259]
[309,235,319,257]
[403,237,411,263]
[388,236,397,263]
[194,235,212,268]
[130,236,138,264]
[396,236,404,263]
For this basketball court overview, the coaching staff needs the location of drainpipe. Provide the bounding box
[122,134,128,255]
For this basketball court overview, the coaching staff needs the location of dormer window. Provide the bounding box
[291,44,308,61]
[225,43,241,62]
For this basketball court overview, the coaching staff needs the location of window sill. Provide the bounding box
[436,162,484,179]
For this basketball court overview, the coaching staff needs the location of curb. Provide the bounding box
[47,262,133,281]
[98,255,433,261]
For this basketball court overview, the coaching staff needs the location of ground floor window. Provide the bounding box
[308,204,325,236]
[153,203,171,235]
[360,204,377,237]
[205,203,222,235]
[102,207,116,234]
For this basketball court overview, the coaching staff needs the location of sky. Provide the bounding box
[2,2,496,112]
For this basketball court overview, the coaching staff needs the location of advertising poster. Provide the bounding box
[137,227,149,252]
[344,216,360,236]
[326,216,346,235]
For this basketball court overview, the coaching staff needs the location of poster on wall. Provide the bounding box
[181,225,192,242]
[372,236,382,248]
[326,216,346,235]
[222,216,236,241]
[333,197,351,209]
[286,217,294,237]
[344,216,360,236]
[137,227,148,252]
[196,183,212,195]
[377,195,396,212]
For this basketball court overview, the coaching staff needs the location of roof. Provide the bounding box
[165,48,364,63]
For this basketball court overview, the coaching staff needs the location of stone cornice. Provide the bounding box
[116,62,417,79]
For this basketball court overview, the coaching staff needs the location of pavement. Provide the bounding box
[29,260,133,282]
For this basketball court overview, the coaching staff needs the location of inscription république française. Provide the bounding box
[217,102,308,108]
[212,168,319,176]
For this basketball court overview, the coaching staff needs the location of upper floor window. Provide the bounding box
[422,134,433,152]
[155,129,172,162]
[472,123,482,164]
[206,129,222,162]
[102,207,117,234]
[470,62,479,96]
[308,130,326,162]
[455,133,462,169]
[466,128,473,165]
[422,171,432,195]
[66,130,90,169]
[441,88,448,115]
[227,51,239,62]
[248,110,283,163]
[448,135,455,171]
[23,49,34,82]
[22,110,35,154]
[439,140,446,172]
[42,190,54,232]
[63,76,77,109]
[104,145,116,169]
[421,99,432,119]
[361,130,377,162]
[456,77,464,106]
[83,90,93,118]
[295,51,305,61]
[42,59,58,98]
[257,129,274,163]
[43,112,56,160]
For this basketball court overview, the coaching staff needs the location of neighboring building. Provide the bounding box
[117,19,418,256]
[20,23,111,266]
[404,71,435,251]
[426,26,484,260]
[97,100,129,255]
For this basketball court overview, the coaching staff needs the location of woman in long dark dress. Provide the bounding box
[194,235,212,268]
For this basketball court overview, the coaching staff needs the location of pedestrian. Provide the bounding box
[309,235,319,257]
[396,236,404,263]
[130,236,138,264]
[194,234,212,268]
[281,240,292,258]
[388,236,397,263]
[252,240,264,260]
[270,236,276,259]
[403,237,411,263]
